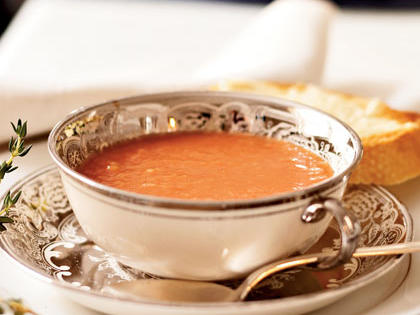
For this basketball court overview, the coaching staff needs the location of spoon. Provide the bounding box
[105,241,420,303]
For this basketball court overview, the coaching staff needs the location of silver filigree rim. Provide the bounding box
[0,165,412,311]
[48,91,363,211]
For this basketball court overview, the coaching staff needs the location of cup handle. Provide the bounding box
[301,198,361,269]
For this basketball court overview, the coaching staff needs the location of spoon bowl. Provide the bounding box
[106,280,238,303]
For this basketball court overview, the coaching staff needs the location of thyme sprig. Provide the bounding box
[0,120,31,232]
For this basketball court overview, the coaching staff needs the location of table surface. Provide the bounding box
[2,1,420,314]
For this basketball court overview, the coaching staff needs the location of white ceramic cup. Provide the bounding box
[49,91,362,280]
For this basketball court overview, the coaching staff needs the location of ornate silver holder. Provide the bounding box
[0,166,412,313]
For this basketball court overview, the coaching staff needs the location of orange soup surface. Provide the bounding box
[78,132,333,200]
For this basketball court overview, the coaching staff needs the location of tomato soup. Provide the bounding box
[77,132,333,200]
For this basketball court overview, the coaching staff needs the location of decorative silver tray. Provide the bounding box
[0,166,413,315]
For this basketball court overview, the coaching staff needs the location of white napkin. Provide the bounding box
[0,0,336,141]
[195,0,337,85]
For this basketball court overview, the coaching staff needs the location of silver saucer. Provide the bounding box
[0,166,413,315]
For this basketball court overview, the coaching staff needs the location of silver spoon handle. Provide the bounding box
[353,241,420,257]
[236,241,420,301]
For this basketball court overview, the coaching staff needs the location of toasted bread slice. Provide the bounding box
[213,80,420,185]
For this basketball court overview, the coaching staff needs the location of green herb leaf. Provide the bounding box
[10,121,17,133]
[0,216,13,223]
[19,145,32,157]
[12,191,21,204]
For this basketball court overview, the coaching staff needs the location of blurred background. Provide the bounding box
[2,0,420,36]
[1,0,420,137]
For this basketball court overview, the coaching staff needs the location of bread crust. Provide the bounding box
[213,80,420,185]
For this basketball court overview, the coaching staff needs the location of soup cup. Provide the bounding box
[48,91,362,281]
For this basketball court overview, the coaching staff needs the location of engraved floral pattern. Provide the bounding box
[53,99,350,175]
[2,172,71,275]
